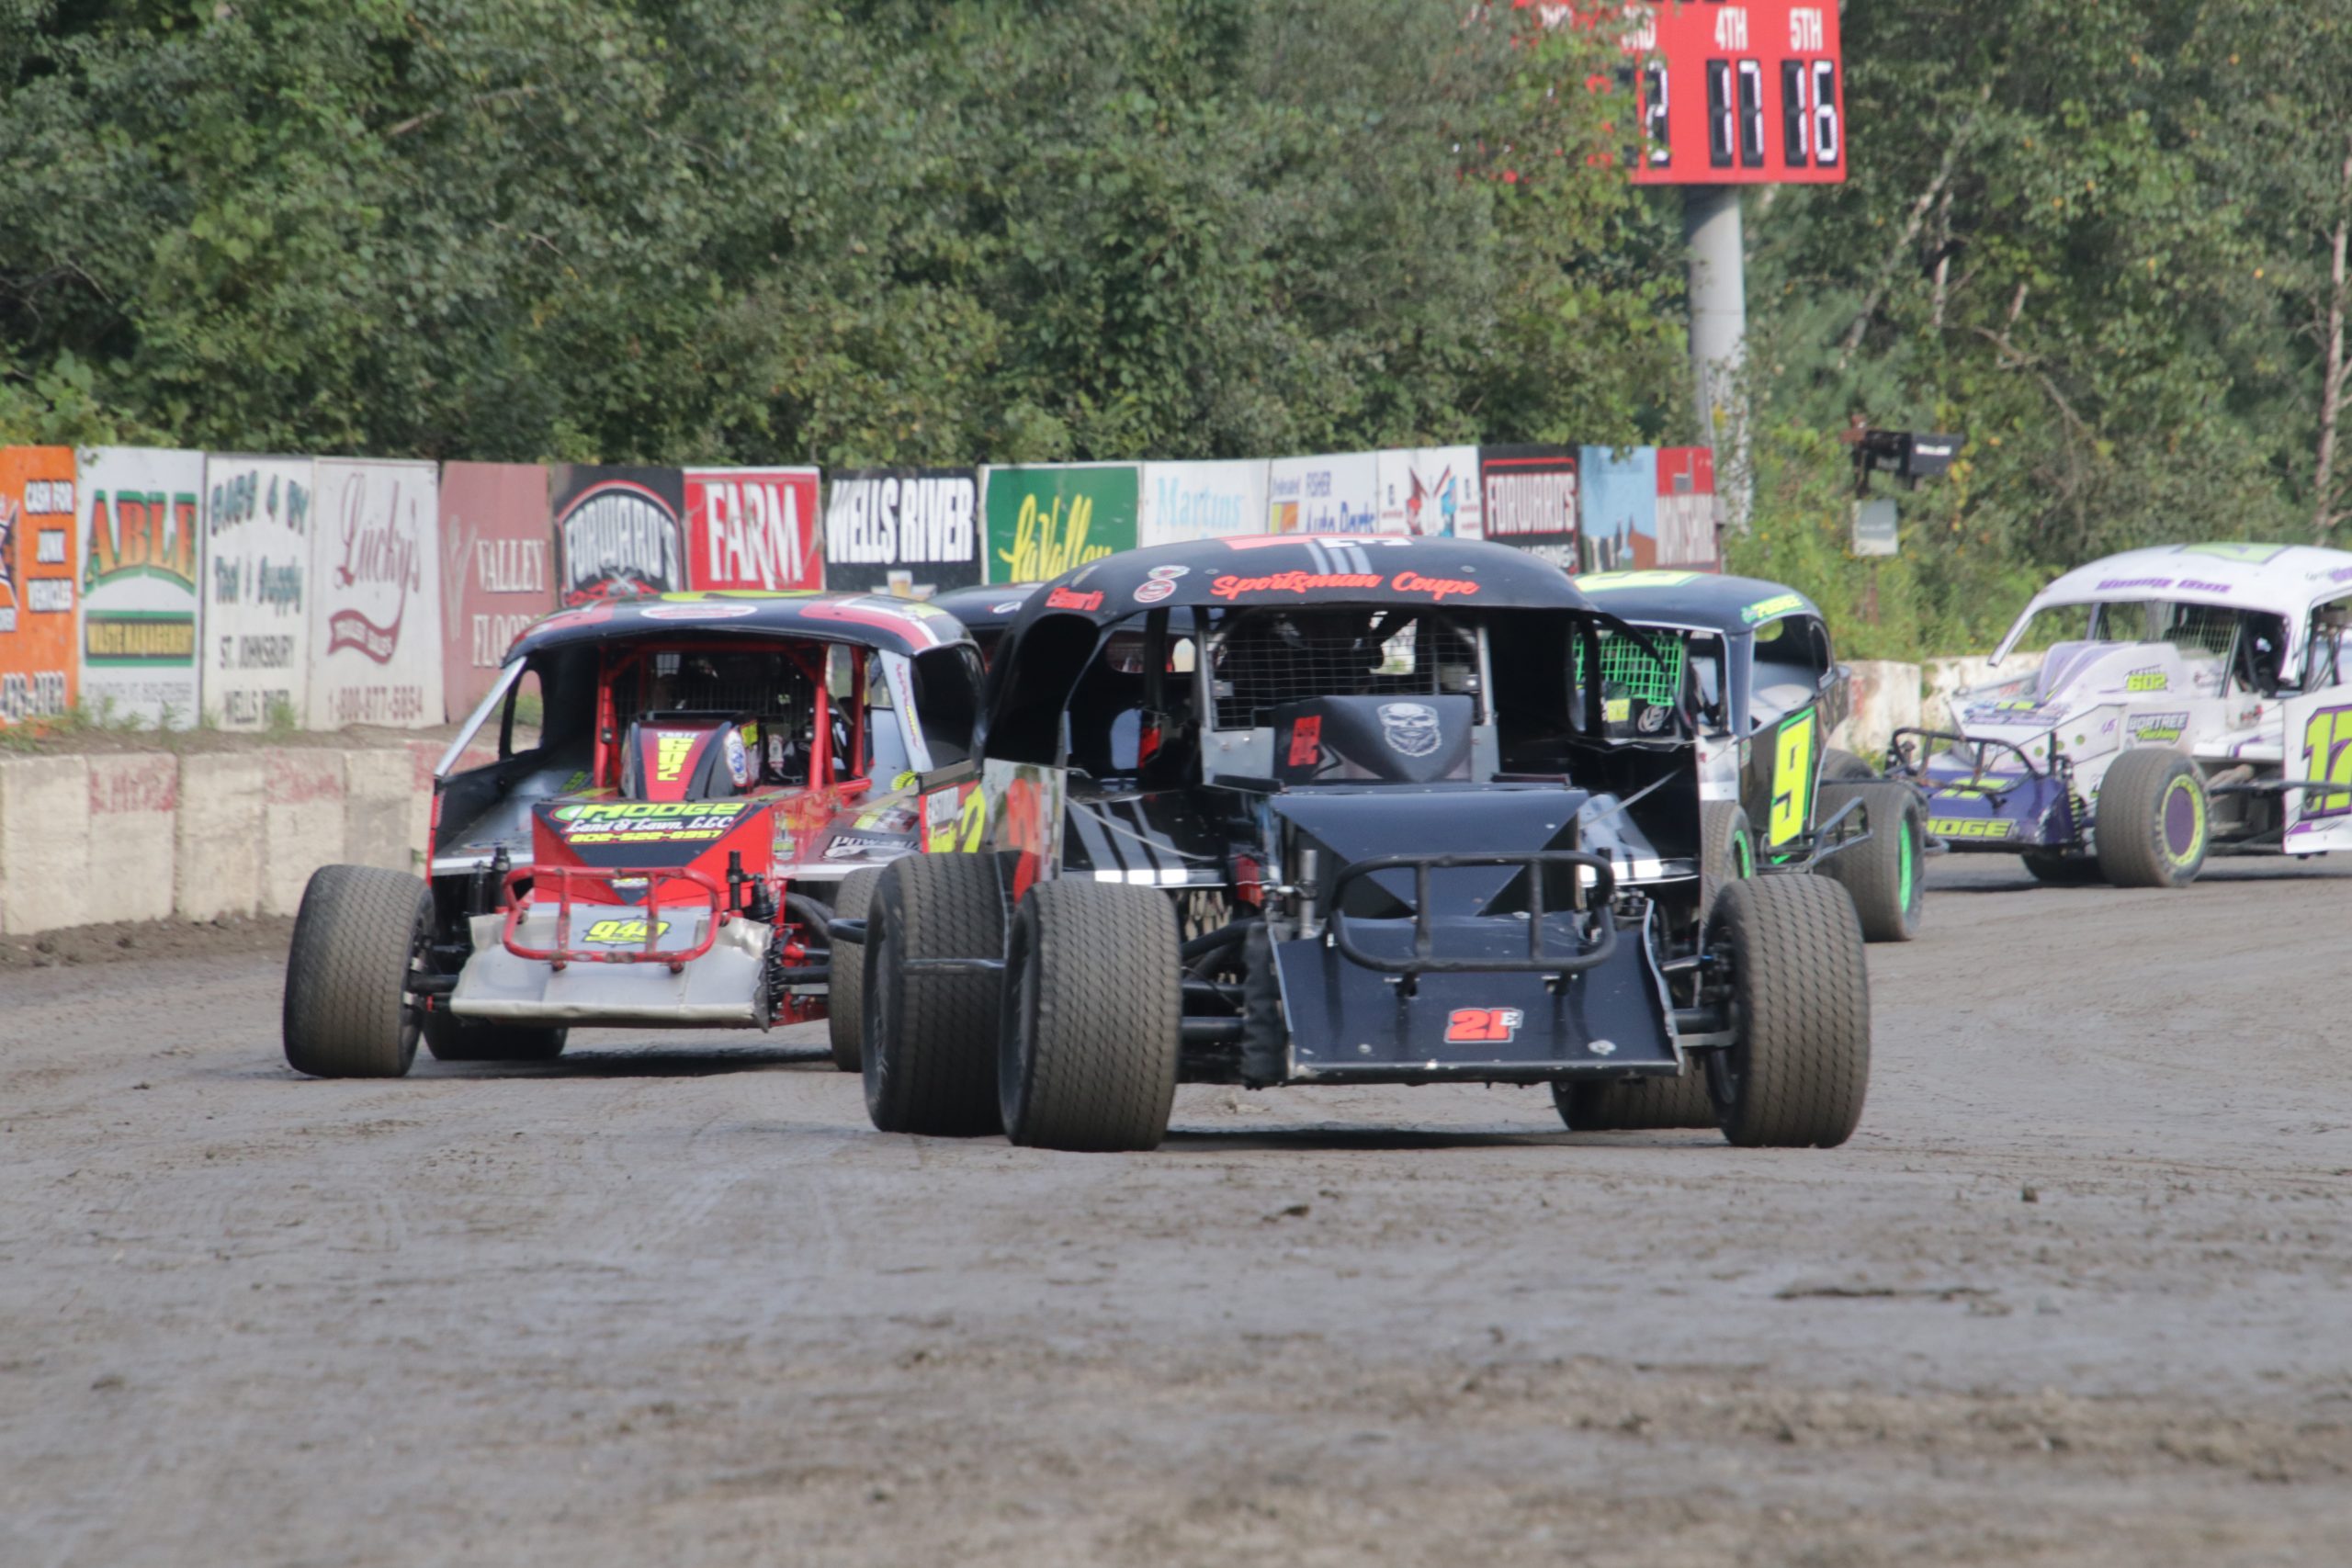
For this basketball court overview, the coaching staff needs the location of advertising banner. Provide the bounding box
[1477,446,1579,570]
[437,462,554,720]
[983,464,1139,585]
[1265,452,1380,534]
[75,446,205,728]
[822,468,982,596]
[202,454,314,730]
[685,467,822,592]
[552,465,685,605]
[1655,446,1719,570]
[1376,446,1484,538]
[0,446,79,728]
[1138,460,1271,546]
[309,458,442,730]
[1577,446,1659,574]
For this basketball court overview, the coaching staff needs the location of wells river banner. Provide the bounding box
[823,468,981,596]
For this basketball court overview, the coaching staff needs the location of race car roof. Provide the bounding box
[2025,543,2352,619]
[505,590,973,663]
[1569,570,1820,635]
[925,582,1038,636]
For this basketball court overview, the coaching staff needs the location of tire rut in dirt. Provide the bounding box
[1713,874,1871,1148]
[1815,780,1924,942]
[863,855,1005,1136]
[828,867,882,1073]
[282,865,431,1079]
[1000,880,1181,1153]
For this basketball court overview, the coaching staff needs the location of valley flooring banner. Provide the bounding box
[202,455,314,730]
[309,458,442,730]
[1478,446,1579,570]
[438,462,554,722]
[552,466,685,605]
[686,468,822,592]
[984,465,1138,585]
[1266,453,1379,534]
[823,468,981,596]
[76,447,206,728]
[1139,460,1270,547]
[1376,447,1484,538]
[0,446,80,728]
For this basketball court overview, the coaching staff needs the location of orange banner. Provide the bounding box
[0,446,79,728]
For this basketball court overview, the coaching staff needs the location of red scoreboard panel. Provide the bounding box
[1624,1,1846,186]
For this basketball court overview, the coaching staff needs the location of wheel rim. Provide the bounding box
[2162,775,2205,865]
[1732,832,1753,879]
[1898,814,1917,910]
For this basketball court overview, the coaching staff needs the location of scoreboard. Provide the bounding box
[1623,0,1846,186]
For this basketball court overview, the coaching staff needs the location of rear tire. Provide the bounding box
[1710,875,1871,1148]
[1815,781,1925,942]
[827,867,883,1072]
[1000,880,1182,1152]
[283,865,432,1079]
[1821,747,1876,783]
[863,855,1006,1136]
[2095,749,2209,888]
[422,1013,567,1062]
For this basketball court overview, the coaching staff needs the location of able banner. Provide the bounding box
[822,468,981,596]
[685,467,822,592]
[1376,447,1484,538]
[308,458,442,729]
[0,446,79,728]
[983,465,1138,585]
[1139,460,1271,546]
[1266,452,1379,534]
[76,446,205,728]
[1478,446,1579,570]
[203,455,314,730]
[438,462,555,720]
[552,465,685,605]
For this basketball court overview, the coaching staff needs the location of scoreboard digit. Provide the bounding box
[1628,0,1846,186]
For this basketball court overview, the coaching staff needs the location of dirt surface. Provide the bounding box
[4,855,2350,1565]
[0,914,293,972]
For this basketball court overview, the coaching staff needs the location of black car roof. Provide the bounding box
[506,590,973,663]
[925,582,1039,634]
[1569,570,1820,636]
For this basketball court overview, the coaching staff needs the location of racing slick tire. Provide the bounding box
[422,1013,568,1062]
[1821,747,1877,783]
[863,854,1006,1136]
[1815,780,1925,942]
[1000,880,1182,1153]
[282,865,433,1079]
[1554,1067,1715,1133]
[1698,801,1757,924]
[1710,874,1871,1148]
[827,867,883,1072]
[2021,852,2102,886]
[2095,749,2210,889]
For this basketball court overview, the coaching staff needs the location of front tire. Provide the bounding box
[863,855,1006,1136]
[827,867,883,1072]
[283,865,433,1079]
[1815,781,1925,942]
[999,881,1182,1152]
[2095,749,2209,888]
[1710,875,1871,1148]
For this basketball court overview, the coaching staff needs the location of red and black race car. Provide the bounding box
[280,591,987,1077]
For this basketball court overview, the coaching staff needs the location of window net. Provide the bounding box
[1576,629,1685,710]
[1208,609,1477,729]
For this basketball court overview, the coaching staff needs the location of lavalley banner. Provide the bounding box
[1139,460,1270,547]
[77,446,205,728]
[1377,447,1484,538]
[1266,453,1380,534]
[202,454,313,730]
[553,466,684,605]
[1478,446,1579,570]
[438,462,554,721]
[309,458,442,729]
[0,446,79,728]
[984,465,1138,585]
[686,467,821,592]
[823,468,981,596]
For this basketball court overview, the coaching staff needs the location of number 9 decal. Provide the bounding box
[1770,710,1817,846]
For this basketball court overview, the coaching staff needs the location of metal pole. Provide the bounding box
[1685,185,1750,531]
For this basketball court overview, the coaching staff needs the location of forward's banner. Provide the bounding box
[1139,460,1270,546]
[1478,446,1579,570]
[310,458,442,729]
[1578,446,1719,572]
[1266,452,1379,534]
[438,462,554,721]
[552,465,685,605]
[1655,446,1719,570]
[822,468,981,596]
[0,446,79,728]
[984,465,1138,585]
[685,468,822,592]
[75,446,205,728]
[1376,447,1484,538]
[202,455,313,730]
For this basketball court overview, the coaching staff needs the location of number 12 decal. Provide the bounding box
[2301,707,2352,818]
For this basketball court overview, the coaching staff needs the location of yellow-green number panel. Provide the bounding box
[1770,709,1818,846]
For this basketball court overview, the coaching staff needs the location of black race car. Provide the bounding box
[833,535,1871,1152]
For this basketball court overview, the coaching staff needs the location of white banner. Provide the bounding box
[1265,452,1380,535]
[202,455,315,730]
[308,457,443,729]
[76,446,206,728]
[1138,460,1272,546]
[1376,446,1484,538]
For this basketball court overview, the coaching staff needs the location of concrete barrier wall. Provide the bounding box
[1829,660,1924,765]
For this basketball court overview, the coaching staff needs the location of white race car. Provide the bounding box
[1891,542,2352,886]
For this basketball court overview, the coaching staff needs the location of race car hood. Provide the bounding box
[1270,784,1587,907]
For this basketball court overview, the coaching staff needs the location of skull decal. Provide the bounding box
[1378,702,1442,759]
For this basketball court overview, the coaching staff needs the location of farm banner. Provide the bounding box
[1655,446,1719,570]
[309,458,442,730]
[685,467,822,592]
[552,465,685,605]
[1139,460,1270,546]
[76,446,205,728]
[438,462,554,721]
[823,468,982,596]
[0,446,79,728]
[1376,447,1484,538]
[203,455,314,730]
[983,464,1138,585]
[1265,452,1379,534]
[1477,446,1579,570]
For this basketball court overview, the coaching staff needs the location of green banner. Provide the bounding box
[984,466,1139,585]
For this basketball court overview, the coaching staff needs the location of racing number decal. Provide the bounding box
[2301,707,2352,818]
[1445,1008,1524,1044]
[1769,709,1817,846]
[956,787,988,852]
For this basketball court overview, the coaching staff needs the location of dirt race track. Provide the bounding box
[4,856,2350,1567]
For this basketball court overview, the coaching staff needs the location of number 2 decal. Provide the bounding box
[1770,709,1817,846]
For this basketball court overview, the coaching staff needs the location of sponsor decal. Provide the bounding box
[584,919,672,944]
[655,732,696,783]
[1741,592,1807,624]
[1133,578,1176,604]
[823,832,914,861]
[1379,702,1442,757]
[1045,585,1104,612]
[1603,696,1632,724]
[1928,818,2015,839]
[2127,712,2188,745]
[1205,569,1479,603]
[1445,1008,1524,1044]
[1148,564,1191,581]
[1286,715,1323,767]
[553,801,752,823]
[2177,543,2288,564]
[725,728,752,787]
[1576,570,1700,592]
[1636,703,1670,734]
[2124,667,2169,693]
[641,601,761,621]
